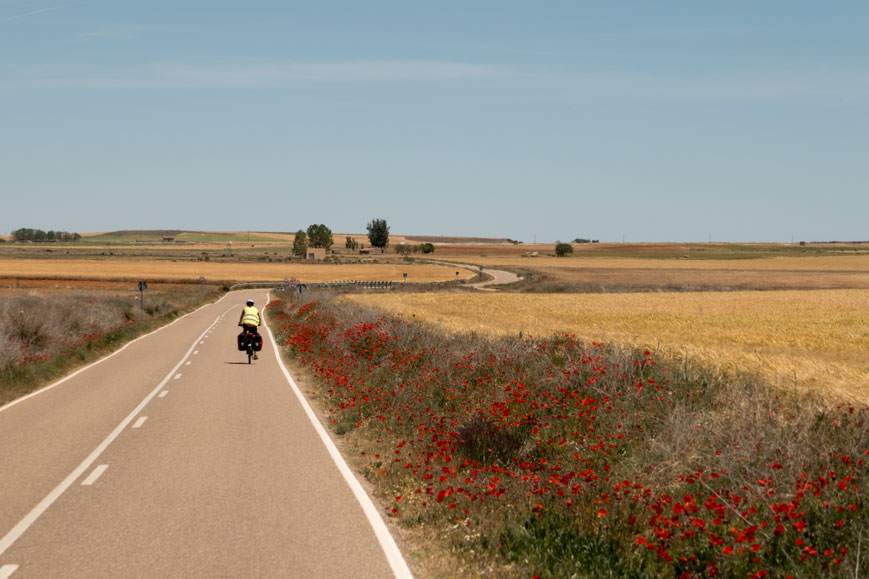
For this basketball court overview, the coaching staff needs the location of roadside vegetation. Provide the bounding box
[343,291,869,404]
[0,285,224,405]
[268,296,867,578]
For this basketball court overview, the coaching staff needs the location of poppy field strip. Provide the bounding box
[269,297,867,577]
[343,290,869,405]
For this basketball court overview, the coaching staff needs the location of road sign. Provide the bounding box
[137,281,148,310]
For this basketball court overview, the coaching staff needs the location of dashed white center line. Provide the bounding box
[174,374,182,380]
[159,391,168,398]
[132,417,148,429]
[194,350,199,355]
[185,361,191,366]
[81,465,108,486]
[0,307,237,562]
[0,564,19,579]
[199,341,205,344]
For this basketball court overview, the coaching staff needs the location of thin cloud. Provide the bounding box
[0,3,70,24]
[581,25,766,41]
[0,59,514,89]
[79,24,167,40]
[3,59,869,103]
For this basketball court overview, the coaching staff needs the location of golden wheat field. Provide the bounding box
[344,290,869,404]
[0,259,472,283]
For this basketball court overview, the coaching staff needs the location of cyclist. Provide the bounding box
[238,299,261,359]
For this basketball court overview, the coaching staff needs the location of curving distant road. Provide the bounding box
[424,260,520,290]
[0,291,411,578]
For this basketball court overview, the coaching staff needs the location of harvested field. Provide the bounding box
[435,255,869,291]
[343,290,869,404]
[434,242,869,258]
[436,254,869,271]
[517,266,869,291]
[0,258,471,283]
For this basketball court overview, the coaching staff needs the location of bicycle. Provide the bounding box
[237,328,262,364]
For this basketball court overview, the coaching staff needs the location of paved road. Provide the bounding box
[469,267,520,290]
[424,260,520,290]
[0,291,410,578]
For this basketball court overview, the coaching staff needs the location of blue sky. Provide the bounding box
[2,1,867,242]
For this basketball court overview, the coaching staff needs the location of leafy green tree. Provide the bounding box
[345,236,359,250]
[366,218,389,252]
[555,242,574,257]
[292,230,308,256]
[306,224,333,251]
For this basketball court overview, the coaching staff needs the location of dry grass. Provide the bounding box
[343,290,869,404]
[0,259,472,283]
[0,284,220,404]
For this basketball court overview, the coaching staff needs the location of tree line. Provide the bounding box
[291,218,394,256]
[11,228,81,242]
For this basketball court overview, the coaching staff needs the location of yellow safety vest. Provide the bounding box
[242,306,260,326]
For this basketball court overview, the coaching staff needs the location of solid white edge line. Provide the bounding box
[261,294,413,579]
[0,305,236,559]
[0,564,18,578]
[80,464,108,486]
[0,292,234,415]
[132,416,148,429]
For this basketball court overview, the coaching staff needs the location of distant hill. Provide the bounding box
[403,236,517,244]
[104,230,186,237]
[72,231,519,245]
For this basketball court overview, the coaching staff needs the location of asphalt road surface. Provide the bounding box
[0,290,411,579]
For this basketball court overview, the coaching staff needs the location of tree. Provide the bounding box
[306,224,333,251]
[367,218,389,252]
[555,242,573,257]
[292,230,308,257]
[345,236,359,250]
[11,228,79,242]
